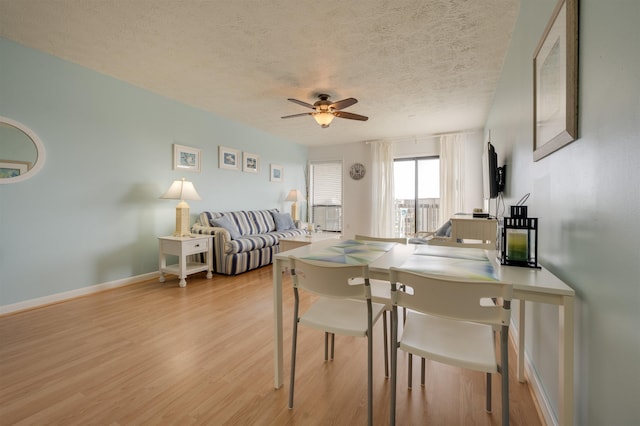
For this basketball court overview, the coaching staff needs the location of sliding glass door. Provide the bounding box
[394,157,440,237]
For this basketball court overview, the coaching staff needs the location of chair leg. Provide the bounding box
[330,333,335,360]
[501,325,510,426]
[367,302,373,426]
[408,353,413,389]
[383,311,389,378]
[289,295,300,409]
[486,372,492,412]
[390,306,398,426]
[324,332,329,361]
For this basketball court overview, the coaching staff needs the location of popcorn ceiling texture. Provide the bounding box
[0,0,519,146]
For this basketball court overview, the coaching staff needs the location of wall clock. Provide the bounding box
[349,163,366,180]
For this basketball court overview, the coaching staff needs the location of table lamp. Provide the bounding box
[161,178,202,237]
[285,189,304,221]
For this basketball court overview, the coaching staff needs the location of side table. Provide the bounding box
[158,235,213,287]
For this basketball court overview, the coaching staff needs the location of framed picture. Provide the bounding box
[173,144,201,172]
[270,164,283,182]
[219,146,240,171]
[533,0,578,161]
[0,160,30,179]
[243,152,260,173]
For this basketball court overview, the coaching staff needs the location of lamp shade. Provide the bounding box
[285,189,305,202]
[161,178,202,201]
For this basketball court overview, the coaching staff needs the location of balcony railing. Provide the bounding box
[311,205,342,232]
[310,200,438,236]
[395,198,440,237]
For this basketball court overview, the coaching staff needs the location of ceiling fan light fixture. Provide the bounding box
[284,94,366,127]
[313,112,334,128]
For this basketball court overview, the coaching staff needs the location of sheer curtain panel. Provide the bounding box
[370,141,395,237]
[439,133,466,224]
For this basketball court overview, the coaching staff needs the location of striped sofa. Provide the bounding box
[191,209,305,275]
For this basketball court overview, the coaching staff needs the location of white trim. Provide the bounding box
[523,341,558,426]
[0,272,159,316]
[508,318,558,426]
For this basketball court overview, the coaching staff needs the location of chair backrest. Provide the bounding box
[389,268,512,327]
[289,256,370,300]
[427,217,498,249]
[354,234,407,244]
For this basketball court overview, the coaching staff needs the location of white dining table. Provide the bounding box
[272,239,575,426]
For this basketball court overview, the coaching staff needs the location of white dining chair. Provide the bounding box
[353,234,407,377]
[389,267,513,426]
[288,256,386,426]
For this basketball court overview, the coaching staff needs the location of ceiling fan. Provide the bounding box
[281,94,368,128]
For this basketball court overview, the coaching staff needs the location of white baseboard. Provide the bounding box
[523,347,557,425]
[0,271,159,316]
[509,319,557,426]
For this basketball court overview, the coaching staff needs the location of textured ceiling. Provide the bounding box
[0,0,519,146]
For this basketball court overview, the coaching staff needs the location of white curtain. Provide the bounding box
[370,141,395,237]
[439,133,466,224]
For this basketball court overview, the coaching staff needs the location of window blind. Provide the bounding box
[310,161,342,232]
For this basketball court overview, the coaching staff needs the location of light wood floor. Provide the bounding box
[0,266,543,425]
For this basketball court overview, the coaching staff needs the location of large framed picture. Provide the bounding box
[173,144,201,172]
[533,0,579,161]
[270,164,283,182]
[243,152,260,173]
[219,146,240,171]
[0,160,30,178]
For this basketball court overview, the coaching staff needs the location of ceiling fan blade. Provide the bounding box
[287,98,315,109]
[330,97,358,111]
[334,111,368,121]
[281,112,312,119]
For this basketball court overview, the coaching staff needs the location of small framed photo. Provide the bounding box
[173,144,201,172]
[270,164,283,182]
[243,152,260,173]
[0,160,30,178]
[219,146,240,171]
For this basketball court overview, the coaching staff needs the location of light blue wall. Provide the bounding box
[0,38,307,306]
[485,0,639,424]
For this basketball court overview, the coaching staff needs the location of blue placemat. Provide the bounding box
[413,244,490,261]
[401,253,498,281]
[300,239,396,265]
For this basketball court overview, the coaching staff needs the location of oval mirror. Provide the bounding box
[0,116,46,184]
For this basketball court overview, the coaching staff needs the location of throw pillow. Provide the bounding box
[271,212,295,231]
[434,220,452,237]
[210,215,241,240]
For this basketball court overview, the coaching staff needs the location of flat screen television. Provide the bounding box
[482,142,499,199]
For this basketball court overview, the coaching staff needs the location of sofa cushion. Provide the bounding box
[210,215,241,240]
[224,211,255,235]
[225,234,280,254]
[271,212,296,231]
[248,209,277,234]
[269,229,306,239]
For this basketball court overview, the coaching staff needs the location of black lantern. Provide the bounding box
[500,206,540,268]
